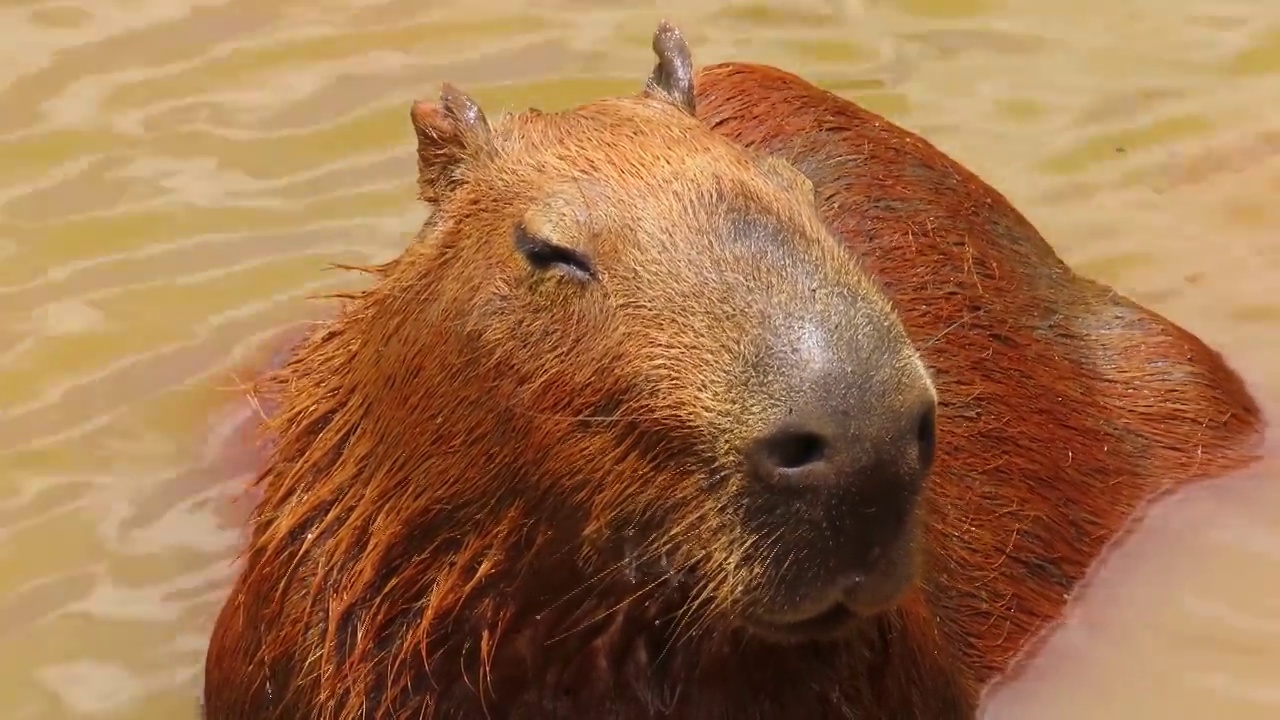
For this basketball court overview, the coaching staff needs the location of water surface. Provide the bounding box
[1,0,1278,717]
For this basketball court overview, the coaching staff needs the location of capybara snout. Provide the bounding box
[731,267,938,636]
[741,357,936,631]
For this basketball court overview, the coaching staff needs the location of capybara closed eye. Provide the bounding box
[203,22,1263,720]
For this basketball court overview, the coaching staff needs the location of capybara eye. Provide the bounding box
[512,221,596,282]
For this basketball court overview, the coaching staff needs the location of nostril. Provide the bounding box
[915,405,937,473]
[762,430,828,470]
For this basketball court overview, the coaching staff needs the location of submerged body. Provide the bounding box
[203,24,1264,720]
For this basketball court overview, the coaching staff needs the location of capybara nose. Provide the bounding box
[746,394,937,496]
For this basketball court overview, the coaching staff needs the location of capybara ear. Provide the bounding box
[409,82,492,205]
[642,20,696,117]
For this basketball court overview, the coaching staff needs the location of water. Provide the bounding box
[0,0,1277,717]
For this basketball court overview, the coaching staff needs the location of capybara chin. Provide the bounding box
[203,21,956,720]
[202,22,1264,720]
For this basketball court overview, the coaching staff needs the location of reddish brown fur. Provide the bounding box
[202,34,1265,720]
[693,62,1264,696]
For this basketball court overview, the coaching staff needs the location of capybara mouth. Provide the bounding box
[746,601,860,642]
[746,570,913,642]
[744,529,921,643]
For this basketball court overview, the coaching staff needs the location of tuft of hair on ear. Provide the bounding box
[409,82,492,206]
[643,20,696,117]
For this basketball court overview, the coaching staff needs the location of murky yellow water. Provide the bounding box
[1,0,1277,717]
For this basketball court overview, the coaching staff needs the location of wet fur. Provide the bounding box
[202,47,1265,720]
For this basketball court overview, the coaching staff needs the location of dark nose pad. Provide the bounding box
[747,398,938,491]
[748,426,833,488]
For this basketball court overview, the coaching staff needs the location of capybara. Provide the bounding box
[202,21,1263,720]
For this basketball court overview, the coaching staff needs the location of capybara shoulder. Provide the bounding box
[205,23,971,720]
[694,62,1265,690]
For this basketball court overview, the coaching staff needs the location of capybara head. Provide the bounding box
[248,22,935,650]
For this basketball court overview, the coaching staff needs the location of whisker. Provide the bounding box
[544,565,682,645]
[920,309,982,348]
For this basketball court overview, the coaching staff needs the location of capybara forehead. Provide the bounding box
[482,97,795,205]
